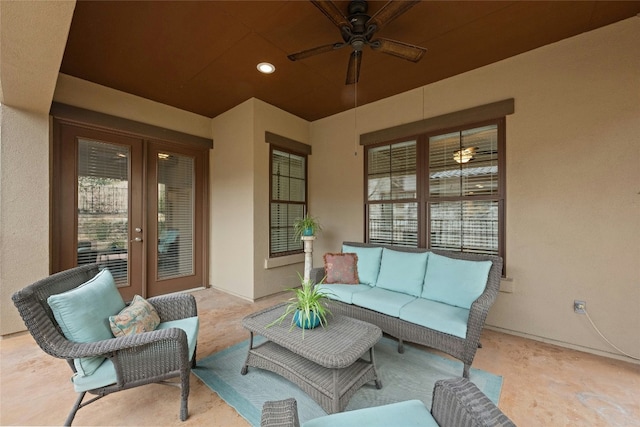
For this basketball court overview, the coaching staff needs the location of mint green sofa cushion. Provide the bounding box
[375,248,429,297]
[399,298,470,338]
[342,244,383,286]
[72,316,199,392]
[421,253,492,309]
[47,269,126,376]
[351,287,416,318]
[302,399,437,427]
[315,283,373,304]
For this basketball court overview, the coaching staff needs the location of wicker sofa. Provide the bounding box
[260,377,515,427]
[311,242,503,378]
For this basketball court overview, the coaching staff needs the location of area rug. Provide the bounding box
[193,336,502,426]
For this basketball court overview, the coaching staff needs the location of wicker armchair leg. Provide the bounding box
[180,373,190,421]
[64,392,86,426]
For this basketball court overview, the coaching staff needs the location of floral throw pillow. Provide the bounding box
[109,295,161,337]
[323,252,359,284]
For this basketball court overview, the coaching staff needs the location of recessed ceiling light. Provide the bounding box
[257,62,276,74]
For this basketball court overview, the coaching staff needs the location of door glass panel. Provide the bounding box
[77,138,129,285]
[157,152,194,279]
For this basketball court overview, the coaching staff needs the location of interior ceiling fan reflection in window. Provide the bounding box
[288,0,427,85]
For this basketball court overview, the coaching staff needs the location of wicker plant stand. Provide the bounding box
[241,303,382,414]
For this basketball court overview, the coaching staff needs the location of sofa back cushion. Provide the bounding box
[342,244,383,285]
[375,248,429,297]
[421,253,492,309]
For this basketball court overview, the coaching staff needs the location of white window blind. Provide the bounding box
[270,149,306,256]
[367,140,418,247]
[77,138,129,283]
[157,152,194,279]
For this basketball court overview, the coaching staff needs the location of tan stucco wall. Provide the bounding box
[252,99,310,299]
[209,98,310,300]
[0,1,75,335]
[209,100,256,299]
[54,74,212,139]
[309,17,640,362]
[0,107,51,334]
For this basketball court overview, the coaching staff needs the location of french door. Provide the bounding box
[53,122,207,300]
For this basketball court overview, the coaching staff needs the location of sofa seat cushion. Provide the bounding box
[351,287,416,318]
[47,269,126,377]
[342,244,383,286]
[375,248,429,297]
[316,283,372,304]
[422,253,492,309]
[399,298,469,339]
[302,399,437,427]
[72,316,199,392]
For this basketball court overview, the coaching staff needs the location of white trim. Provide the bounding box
[264,253,304,269]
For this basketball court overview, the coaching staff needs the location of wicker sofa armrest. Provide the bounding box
[431,378,516,427]
[309,267,325,285]
[148,293,198,322]
[261,398,300,427]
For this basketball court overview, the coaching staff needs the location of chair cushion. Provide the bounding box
[302,399,437,427]
[421,253,492,309]
[400,298,470,339]
[72,316,199,392]
[342,244,383,286]
[47,269,126,376]
[316,283,373,304]
[375,248,429,297]
[323,252,359,284]
[351,287,416,318]
[109,295,161,337]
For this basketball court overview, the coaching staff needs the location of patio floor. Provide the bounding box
[1,287,638,426]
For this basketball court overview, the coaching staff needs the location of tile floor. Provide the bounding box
[1,287,638,426]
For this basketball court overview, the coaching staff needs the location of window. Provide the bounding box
[270,147,307,256]
[365,119,505,260]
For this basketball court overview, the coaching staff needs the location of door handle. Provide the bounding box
[133,237,143,242]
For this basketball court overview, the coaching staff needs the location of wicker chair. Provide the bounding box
[261,377,515,427]
[11,264,198,425]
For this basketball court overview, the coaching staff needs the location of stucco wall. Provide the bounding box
[252,99,310,299]
[0,106,51,334]
[209,100,255,299]
[309,18,640,361]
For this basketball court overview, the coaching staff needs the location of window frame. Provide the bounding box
[269,145,308,257]
[364,117,506,265]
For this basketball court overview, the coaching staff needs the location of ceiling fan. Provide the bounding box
[287,0,427,85]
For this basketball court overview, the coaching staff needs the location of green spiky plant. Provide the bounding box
[267,273,334,338]
[293,214,322,240]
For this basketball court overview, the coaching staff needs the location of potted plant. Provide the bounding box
[293,214,322,240]
[268,273,334,338]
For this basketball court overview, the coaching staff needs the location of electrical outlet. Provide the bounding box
[574,300,586,314]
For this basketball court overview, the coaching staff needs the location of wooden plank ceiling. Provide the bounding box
[61,1,640,121]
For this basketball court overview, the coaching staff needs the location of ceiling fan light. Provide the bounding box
[453,147,477,164]
[257,62,276,74]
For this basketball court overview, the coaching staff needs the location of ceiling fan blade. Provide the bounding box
[288,42,345,61]
[367,0,421,31]
[311,0,350,30]
[371,38,426,62]
[346,50,362,85]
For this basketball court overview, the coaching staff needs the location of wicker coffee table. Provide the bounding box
[241,303,382,414]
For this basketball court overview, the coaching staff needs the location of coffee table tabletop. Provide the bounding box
[242,302,382,369]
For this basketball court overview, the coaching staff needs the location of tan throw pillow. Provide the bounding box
[323,252,359,284]
[109,295,160,337]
